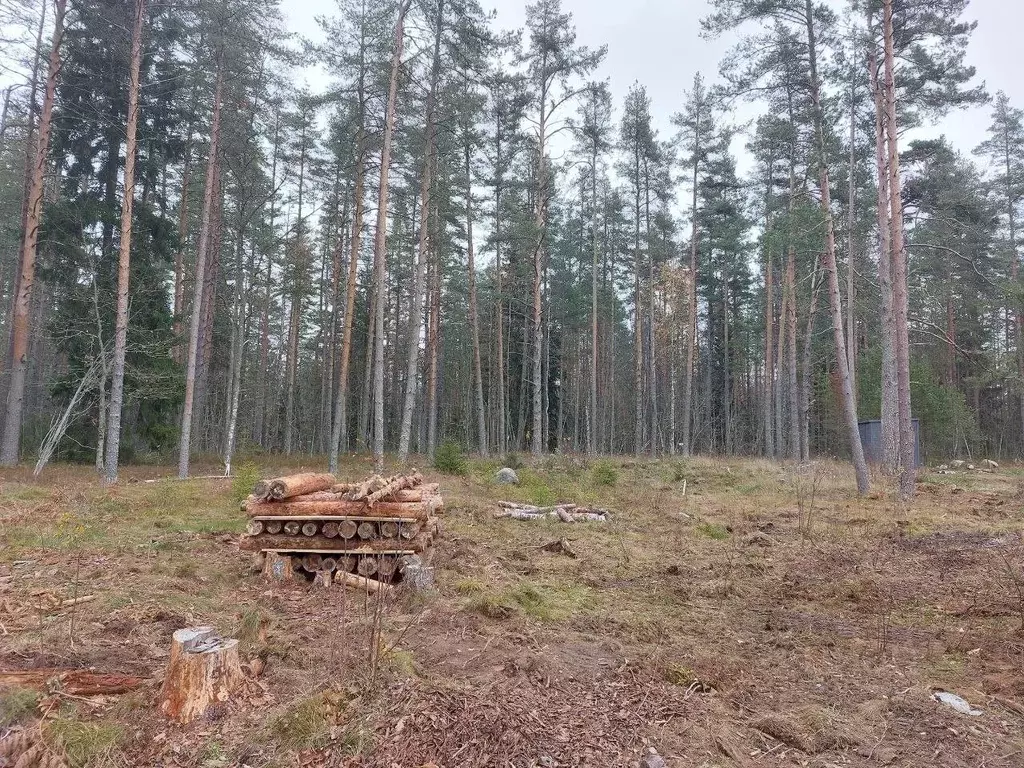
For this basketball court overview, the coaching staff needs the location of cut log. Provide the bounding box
[380,521,399,538]
[261,551,295,581]
[0,669,147,696]
[322,521,340,538]
[338,520,358,539]
[356,521,378,539]
[240,534,428,554]
[246,520,264,535]
[264,520,283,535]
[283,521,300,535]
[267,473,337,500]
[336,570,393,594]
[399,522,422,540]
[344,473,384,501]
[356,557,378,577]
[253,480,270,499]
[376,555,398,580]
[159,626,244,724]
[329,482,358,494]
[244,499,428,520]
[320,557,337,572]
[301,554,323,572]
[301,522,319,537]
[336,555,357,573]
[366,471,423,506]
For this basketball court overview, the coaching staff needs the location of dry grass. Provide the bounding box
[2,455,1024,766]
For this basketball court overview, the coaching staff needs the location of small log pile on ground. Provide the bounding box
[493,501,610,522]
[240,471,442,585]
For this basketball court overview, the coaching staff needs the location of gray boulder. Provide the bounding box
[496,467,520,484]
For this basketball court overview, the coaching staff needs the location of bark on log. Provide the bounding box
[159,626,244,724]
[0,669,147,695]
[261,551,294,581]
[244,499,429,520]
[335,570,393,594]
[256,473,336,501]
[366,471,423,506]
[240,533,428,554]
[345,474,383,501]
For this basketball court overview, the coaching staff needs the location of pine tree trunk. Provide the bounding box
[103,0,146,484]
[531,147,547,456]
[883,0,915,500]
[846,71,858,403]
[589,148,599,456]
[763,234,774,457]
[786,245,799,460]
[0,0,66,466]
[397,0,443,464]
[370,0,411,472]
[869,44,898,473]
[799,264,822,462]
[680,145,699,458]
[465,143,488,456]
[178,61,223,478]
[426,222,441,455]
[804,0,869,493]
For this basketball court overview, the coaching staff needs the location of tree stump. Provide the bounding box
[262,551,294,582]
[159,626,244,724]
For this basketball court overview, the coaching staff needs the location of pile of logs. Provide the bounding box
[240,471,442,584]
[493,501,610,522]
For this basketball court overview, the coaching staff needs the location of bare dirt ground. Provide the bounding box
[2,455,1024,767]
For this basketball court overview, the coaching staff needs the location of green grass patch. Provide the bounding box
[47,716,124,768]
[269,692,343,752]
[695,522,730,541]
[468,580,592,622]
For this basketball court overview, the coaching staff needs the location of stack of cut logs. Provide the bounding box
[239,470,441,584]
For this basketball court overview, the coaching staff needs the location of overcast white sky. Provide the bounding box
[282,0,1019,177]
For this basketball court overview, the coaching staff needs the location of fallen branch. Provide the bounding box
[494,502,609,523]
[336,571,394,595]
[0,669,148,695]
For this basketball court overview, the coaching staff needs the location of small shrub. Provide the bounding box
[231,460,263,503]
[591,462,618,487]
[433,441,467,475]
[695,522,730,541]
[0,688,39,726]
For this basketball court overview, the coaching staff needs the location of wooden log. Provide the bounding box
[322,521,340,538]
[0,669,147,696]
[267,472,337,500]
[283,521,301,535]
[345,473,384,501]
[246,520,264,535]
[335,571,393,595]
[244,499,428,520]
[253,480,271,500]
[301,554,323,572]
[366,471,423,506]
[329,482,358,494]
[337,555,357,573]
[338,520,358,539]
[264,520,283,535]
[240,534,429,554]
[356,557,378,577]
[399,522,422,540]
[379,521,399,538]
[356,521,378,539]
[300,522,319,537]
[376,556,398,580]
[159,626,244,724]
[320,557,338,572]
[261,551,294,581]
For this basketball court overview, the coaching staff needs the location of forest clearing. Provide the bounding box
[2,455,1024,767]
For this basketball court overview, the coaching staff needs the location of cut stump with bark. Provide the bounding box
[261,551,294,582]
[159,626,244,724]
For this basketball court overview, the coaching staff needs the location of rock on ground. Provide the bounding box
[496,467,519,484]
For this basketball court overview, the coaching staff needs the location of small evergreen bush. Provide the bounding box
[591,461,619,487]
[433,441,468,475]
